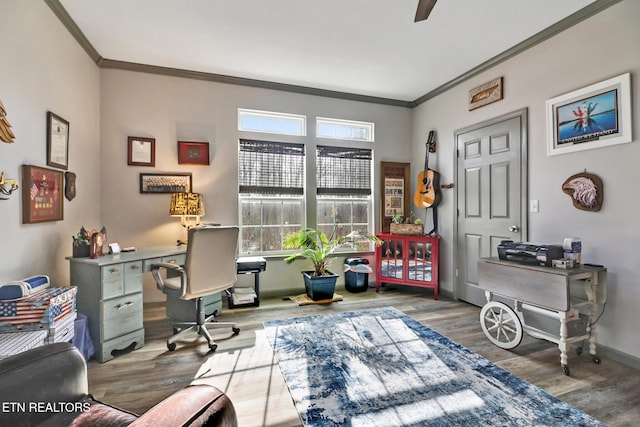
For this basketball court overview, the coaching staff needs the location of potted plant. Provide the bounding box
[283,227,381,301]
[390,212,423,235]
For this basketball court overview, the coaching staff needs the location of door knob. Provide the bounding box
[509,225,520,233]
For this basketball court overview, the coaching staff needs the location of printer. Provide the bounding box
[497,240,564,267]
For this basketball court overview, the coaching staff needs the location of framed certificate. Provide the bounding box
[128,136,156,166]
[47,111,69,170]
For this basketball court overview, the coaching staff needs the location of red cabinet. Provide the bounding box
[375,233,439,299]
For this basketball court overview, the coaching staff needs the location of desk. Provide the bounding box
[67,247,266,363]
[68,246,186,362]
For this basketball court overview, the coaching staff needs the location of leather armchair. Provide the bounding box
[0,342,237,426]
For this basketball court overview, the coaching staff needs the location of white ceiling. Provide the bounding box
[57,0,599,104]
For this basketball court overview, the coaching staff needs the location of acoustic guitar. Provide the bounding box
[413,131,441,208]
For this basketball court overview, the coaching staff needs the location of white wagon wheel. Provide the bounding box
[480,301,523,349]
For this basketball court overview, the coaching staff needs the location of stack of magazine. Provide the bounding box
[231,287,257,306]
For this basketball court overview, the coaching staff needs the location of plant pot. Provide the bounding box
[73,243,90,258]
[302,271,338,301]
[390,223,424,235]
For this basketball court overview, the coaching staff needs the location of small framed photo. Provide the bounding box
[128,136,156,166]
[22,164,64,224]
[140,173,192,193]
[178,141,210,165]
[47,111,70,170]
[546,72,632,156]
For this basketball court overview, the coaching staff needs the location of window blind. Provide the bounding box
[316,145,372,196]
[239,139,305,195]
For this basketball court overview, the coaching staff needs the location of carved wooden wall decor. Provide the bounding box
[562,171,603,211]
[0,99,15,143]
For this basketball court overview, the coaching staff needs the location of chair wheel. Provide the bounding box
[562,365,570,376]
[209,343,218,352]
[167,342,176,352]
[592,355,601,364]
[232,327,240,335]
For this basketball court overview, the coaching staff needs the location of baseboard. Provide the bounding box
[595,344,640,371]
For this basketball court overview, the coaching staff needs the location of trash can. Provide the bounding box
[344,258,371,293]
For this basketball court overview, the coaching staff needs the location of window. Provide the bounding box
[238,139,305,254]
[238,109,306,136]
[316,145,373,249]
[316,117,374,142]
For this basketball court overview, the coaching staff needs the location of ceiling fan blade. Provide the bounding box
[415,0,437,22]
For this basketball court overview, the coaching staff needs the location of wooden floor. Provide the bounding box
[87,286,640,426]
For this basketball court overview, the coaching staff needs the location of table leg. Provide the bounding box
[559,310,570,375]
[254,272,260,305]
[584,278,602,364]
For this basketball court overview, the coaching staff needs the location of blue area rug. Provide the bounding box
[263,307,604,426]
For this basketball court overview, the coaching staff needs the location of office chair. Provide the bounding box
[151,226,240,352]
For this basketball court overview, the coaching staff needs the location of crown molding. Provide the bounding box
[412,0,623,105]
[47,0,621,109]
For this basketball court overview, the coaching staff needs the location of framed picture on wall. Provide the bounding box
[546,72,632,156]
[140,173,192,193]
[380,161,411,233]
[178,141,210,165]
[127,136,156,166]
[46,111,69,170]
[22,164,64,224]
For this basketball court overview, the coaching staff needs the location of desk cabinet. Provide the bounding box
[375,234,439,299]
[68,247,186,363]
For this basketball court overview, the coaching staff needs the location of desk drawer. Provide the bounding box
[124,261,143,294]
[124,261,143,277]
[162,253,186,266]
[143,257,161,272]
[101,293,143,342]
[102,293,143,321]
[101,265,124,300]
[102,310,143,341]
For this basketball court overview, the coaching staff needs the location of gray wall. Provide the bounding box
[0,1,101,284]
[412,0,639,361]
[99,69,413,301]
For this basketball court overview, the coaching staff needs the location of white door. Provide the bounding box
[455,109,528,306]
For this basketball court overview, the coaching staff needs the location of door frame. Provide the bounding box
[452,108,529,301]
